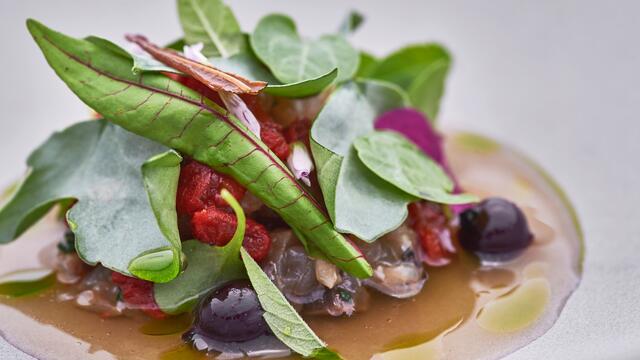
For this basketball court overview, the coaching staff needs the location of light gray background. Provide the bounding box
[1,1,638,359]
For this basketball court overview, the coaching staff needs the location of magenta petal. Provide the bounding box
[374,108,473,213]
[374,108,444,163]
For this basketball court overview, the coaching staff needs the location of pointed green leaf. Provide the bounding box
[27,19,371,279]
[177,0,246,58]
[0,120,183,283]
[366,44,451,121]
[241,248,341,359]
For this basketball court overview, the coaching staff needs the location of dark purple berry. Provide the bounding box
[459,197,533,260]
[192,280,268,343]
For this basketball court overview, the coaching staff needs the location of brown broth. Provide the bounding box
[0,132,583,360]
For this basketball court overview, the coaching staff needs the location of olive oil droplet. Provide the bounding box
[0,268,56,297]
[476,278,551,333]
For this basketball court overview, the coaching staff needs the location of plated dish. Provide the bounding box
[0,1,583,359]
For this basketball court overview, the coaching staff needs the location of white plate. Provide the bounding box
[1,1,639,359]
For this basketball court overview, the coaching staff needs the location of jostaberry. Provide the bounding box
[190,280,268,343]
[459,197,533,261]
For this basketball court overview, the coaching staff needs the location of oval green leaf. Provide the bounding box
[367,44,451,121]
[354,131,476,204]
[310,80,414,241]
[250,14,359,84]
[177,0,246,58]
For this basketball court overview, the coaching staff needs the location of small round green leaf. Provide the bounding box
[250,14,359,84]
[129,249,175,273]
[354,131,477,204]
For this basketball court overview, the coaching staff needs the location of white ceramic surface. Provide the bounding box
[1,1,638,359]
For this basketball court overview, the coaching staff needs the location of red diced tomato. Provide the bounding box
[192,207,271,262]
[111,272,165,319]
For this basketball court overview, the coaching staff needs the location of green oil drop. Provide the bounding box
[0,268,56,297]
[159,344,205,360]
[476,278,550,333]
[139,313,192,336]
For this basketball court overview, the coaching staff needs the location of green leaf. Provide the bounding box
[86,36,179,74]
[0,120,183,283]
[367,44,451,121]
[155,189,248,314]
[251,14,359,84]
[155,189,247,314]
[408,58,450,121]
[241,248,341,359]
[210,51,338,98]
[356,51,378,78]
[311,81,415,241]
[209,52,278,83]
[27,19,371,279]
[165,38,186,51]
[177,0,246,58]
[264,69,337,98]
[131,150,184,280]
[338,10,364,35]
[354,131,477,204]
[154,239,246,314]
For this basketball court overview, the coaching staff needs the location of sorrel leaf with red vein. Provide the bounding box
[27,19,372,279]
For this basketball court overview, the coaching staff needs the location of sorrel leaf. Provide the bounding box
[126,34,266,95]
[310,81,415,241]
[177,0,246,58]
[354,131,477,204]
[155,189,247,314]
[241,248,341,358]
[251,14,359,84]
[367,44,451,121]
[0,120,183,283]
[27,20,372,278]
